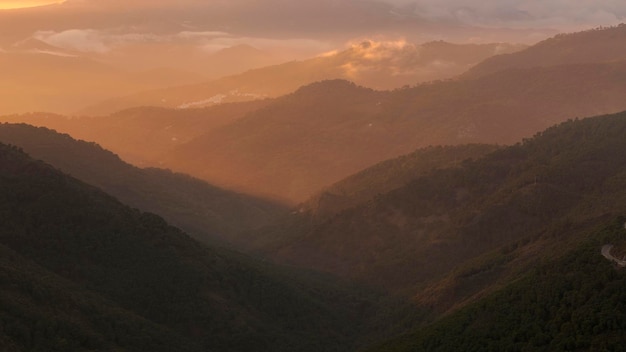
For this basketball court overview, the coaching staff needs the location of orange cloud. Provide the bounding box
[0,0,64,10]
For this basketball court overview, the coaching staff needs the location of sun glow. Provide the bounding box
[0,0,65,10]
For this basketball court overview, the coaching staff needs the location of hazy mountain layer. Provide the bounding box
[0,100,270,166]
[163,58,626,202]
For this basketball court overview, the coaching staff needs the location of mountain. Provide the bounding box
[80,40,524,115]
[162,59,626,202]
[464,24,626,79]
[249,111,626,302]
[0,123,287,244]
[0,142,420,351]
[368,218,626,351]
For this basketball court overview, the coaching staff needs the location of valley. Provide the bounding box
[2,5,626,350]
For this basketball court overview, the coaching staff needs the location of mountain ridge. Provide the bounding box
[0,122,288,244]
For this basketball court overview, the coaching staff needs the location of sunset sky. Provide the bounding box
[1,1,624,49]
[0,0,64,9]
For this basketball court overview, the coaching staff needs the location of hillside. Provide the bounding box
[464,24,626,78]
[368,219,626,351]
[0,142,420,351]
[250,112,626,301]
[0,123,287,244]
[80,41,524,115]
[300,144,499,219]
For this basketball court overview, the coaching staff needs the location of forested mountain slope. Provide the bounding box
[0,143,418,351]
[368,218,626,352]
[300,144,499,219]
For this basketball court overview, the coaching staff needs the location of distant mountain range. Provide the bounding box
[6,26,626,202]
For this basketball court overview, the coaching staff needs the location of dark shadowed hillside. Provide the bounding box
[0,142,421,352]
[0,243,201,352]
[0,123,287,244]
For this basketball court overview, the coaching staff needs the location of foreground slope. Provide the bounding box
[0,243,201,352]
[369,218,626,352]
[0,123,287,243]
[252,112,626,298]
[0,143,416,351]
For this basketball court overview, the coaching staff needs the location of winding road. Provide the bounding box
[601,244,626,267]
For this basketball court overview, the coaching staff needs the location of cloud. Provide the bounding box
[34,29,109,53]
[378,0,626,30]
[32,28,333,58]
[197,36,332,54]
[33,29,168,53]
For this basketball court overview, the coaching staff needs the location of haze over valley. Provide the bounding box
[3,1,626,351]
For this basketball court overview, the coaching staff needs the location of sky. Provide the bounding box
[1,0,625,59]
